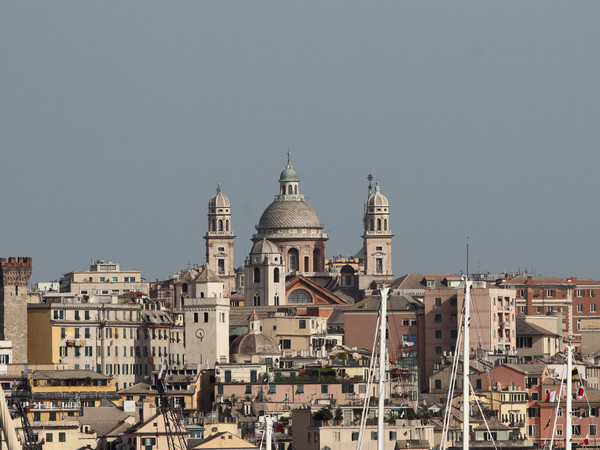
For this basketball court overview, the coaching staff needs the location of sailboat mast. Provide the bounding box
[463,277,472,450]
[378,287,389,450]
[566,344,572,449]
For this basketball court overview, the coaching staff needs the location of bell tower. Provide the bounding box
[204,183,236,296]
[362,179,393,284]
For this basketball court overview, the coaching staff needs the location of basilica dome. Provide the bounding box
[257,200,321,230]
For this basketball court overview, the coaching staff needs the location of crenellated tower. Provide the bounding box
[204,183,236,296]
[0,257,32,363]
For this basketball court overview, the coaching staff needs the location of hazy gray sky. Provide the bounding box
[2,2,600,284]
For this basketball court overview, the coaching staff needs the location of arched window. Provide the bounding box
[288,249,299,271]
[370,219,374,231]
[218,220,223,231]
[200,292,205,298]
[254,267,261,283]
[226,220,230,231]
[274,295,280,306]
[384,218,388,231]
[288,185,293,195]
[212,220,216,231]
[377,218,382,231]
[281,186,285,195]
[274,268,280,283]
[182,284,188,294]
[294,185,297,194]
[288,289,312,304]
[254,293,260,306]
[313,248,321,272]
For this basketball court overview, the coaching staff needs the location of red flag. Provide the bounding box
[578,386,585,398]
[545,391,556,402]
[583,434,589,446]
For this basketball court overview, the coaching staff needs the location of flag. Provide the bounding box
[578,386,585,398]
[403,431,408,437]
[581,409,588,418]
[544,419,551,430]
[400,410,405,418]
[572,368,580,380]
[545,391,556,402]
[584,434,589,446]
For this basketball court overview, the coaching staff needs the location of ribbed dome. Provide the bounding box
[230,333,280,357]
[251,238,279,255]
[280,166,299,182]
[257,200,321,230]
[208,184,230,208]
[367,184,388,207]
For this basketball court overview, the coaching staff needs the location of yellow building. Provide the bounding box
[25,369,118,422]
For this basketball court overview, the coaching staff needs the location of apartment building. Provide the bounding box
[27,293,184,390]
[59,260,149,296]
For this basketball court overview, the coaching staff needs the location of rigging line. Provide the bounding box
[469,380,499,450]
[356,310,381,450]
[441,308,465,450]
[549,364,566,450]
[441,304,465,450]
[358,331,379,450]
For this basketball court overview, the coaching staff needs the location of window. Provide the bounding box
[61,328,66,339]
[451,330,458,339]
[245,385,252,394]
[590,424,597,436]
[434,314,442,322]
[520,306,527,313]
[352,432,359,441]
[99,277,105,282]
[527,424,539,436]
[375,258,383,274]
[297,384,304,393]
[435,380,442,389]
[112,277,118,282]
[274,268,279,283]
[410,319,417,326]
[288,289,312,304]
[269,385,276,394]
[389,431,397,441]
[217,259,225,275]
[333,431,340,441]
[75,310,80,320]
[321,384,328,393]
[75,328,80,338]
[476,379,482,389]
[435,346,442,354]
[371,432,378,441]
[577,304,583,313]
[280,339,291,349]
[402,319,409,326]
[59,432,66,442]
[577,289,584,297]
[435,330,442,339]
[46,432,54,442]
[573,425,581,436]
[450,314,457,323]
[204,312,209,323]
[547,289,554,297]
[435,298,442,307]
[592,304,597,313]
[520,289,526,297]
[578,319,581,330]
[253,268,260,283]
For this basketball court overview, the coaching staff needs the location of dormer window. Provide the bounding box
[427,280,435,288]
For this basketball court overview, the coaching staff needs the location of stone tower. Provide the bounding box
[362,179,393,286]
[177,266,230,368]
[0,257,32,363]
[244,239,286,306]
[204,183,235,296]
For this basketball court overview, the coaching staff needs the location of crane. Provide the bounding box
[156,362,188,450]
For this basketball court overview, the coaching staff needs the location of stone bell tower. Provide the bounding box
[0,257,32,363]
